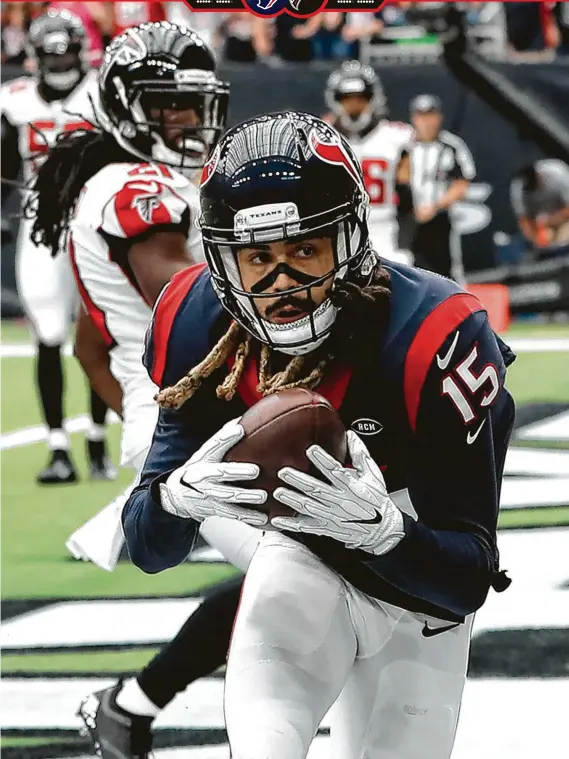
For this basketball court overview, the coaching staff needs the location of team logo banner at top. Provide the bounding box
[184,0,388,16]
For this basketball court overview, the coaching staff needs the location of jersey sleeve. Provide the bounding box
[366,308,515,618]
[449,135,476,181]
[509,178,526,217]
[122,264,217,573]
[99,174,191,244]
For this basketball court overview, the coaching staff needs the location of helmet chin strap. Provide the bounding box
[250,262,321,295]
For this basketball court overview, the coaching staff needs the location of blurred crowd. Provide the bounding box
[2,1,569,66]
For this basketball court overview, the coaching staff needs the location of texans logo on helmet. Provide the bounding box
[200,143,221,188]
[243,0,326,18]
[308,128,364,190]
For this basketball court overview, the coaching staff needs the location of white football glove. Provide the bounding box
[272,431,404,556]
[159,418,268,527]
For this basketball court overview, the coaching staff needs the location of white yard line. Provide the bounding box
[0,412,121,451]
[1,337,568,360]
[2,677,568,759]
[1,342,73,358]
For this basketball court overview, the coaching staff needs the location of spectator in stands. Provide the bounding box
[311,12,347,61]
[341,11,384,59]
[112,1,166,38]
[222,15,259,62]
[510,160,569,256]
[504,1,559,57]
[552,1,569,56]
[1,3,30,64]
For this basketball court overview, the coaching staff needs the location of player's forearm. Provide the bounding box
[365,518,496,617]
[122,478,199,573]
[81,361,123,417]
[74,340,123,416]
[437,179,469,211]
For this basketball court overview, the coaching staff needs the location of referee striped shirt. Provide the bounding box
[408,130,476,209]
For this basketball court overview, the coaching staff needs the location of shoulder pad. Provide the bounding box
[100,176,189,240]
[144,263,218,388]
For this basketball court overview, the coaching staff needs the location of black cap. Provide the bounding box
[410,93,442,114]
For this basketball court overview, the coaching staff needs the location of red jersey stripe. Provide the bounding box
[68,240,115,348]
[404,293,483,432]
[151,263,207,387]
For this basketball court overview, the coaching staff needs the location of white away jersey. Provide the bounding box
[0,71,98,183]
[69,161,203,410]
[350,120,413,240]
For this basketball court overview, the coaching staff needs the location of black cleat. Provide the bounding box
[37,449,78,485]
[88,440,118,481]
[78,682,154,759]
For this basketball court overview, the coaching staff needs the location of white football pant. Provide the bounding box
[225,530,473,759]
[16,218,78,346]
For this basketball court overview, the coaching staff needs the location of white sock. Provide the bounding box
[86,423,106,443]
[116,678,160,718]
[48,429,69,451]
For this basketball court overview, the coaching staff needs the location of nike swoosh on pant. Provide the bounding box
[436,330,460,370]
[421,622,460,638]
[466,418,486,444]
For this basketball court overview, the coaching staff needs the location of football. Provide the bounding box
[225,388,347,519]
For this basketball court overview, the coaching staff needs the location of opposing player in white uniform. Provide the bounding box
[1,9,115,484]
[324,61,413,264]
[30,23,261,759]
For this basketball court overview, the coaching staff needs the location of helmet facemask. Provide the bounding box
[201,199,371,356]
[34,35,85,91]
[112,71,229,174]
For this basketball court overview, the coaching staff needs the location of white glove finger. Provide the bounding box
[278,466,337,501]
[214,503,268,526]
[271,515,323,534]
[195,419,245,463]
[206,484,268,505]
[305,445,351,487]
[273,486,331,517]
[208,462,260,482]
[346,431,384,482]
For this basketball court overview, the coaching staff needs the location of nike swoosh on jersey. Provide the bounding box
[421,622,460,638]
[436,330,460,370]
[466,418,486,445]
[348,511,383,525]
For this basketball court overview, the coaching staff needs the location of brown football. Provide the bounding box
[225,388,347,519]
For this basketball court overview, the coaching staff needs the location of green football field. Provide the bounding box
[1,317,568,741]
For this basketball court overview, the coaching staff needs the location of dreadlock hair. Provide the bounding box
[28,126,134,257]
[156,264,392,411]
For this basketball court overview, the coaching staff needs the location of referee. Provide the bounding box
[404,94,476,283]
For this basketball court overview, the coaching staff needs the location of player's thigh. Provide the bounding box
[225,532,358,755]
[16,228,74,345]
[331,611,473,759]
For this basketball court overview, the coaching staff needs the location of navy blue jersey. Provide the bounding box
[123,261,515,621]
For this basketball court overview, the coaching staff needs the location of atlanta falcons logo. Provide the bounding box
[133,194,162,224]
[245,0,326,17]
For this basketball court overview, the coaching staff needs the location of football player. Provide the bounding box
[30,22,261,759]
[324,60,414,264]
[120,112,515,759]
[1,8,114,483]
